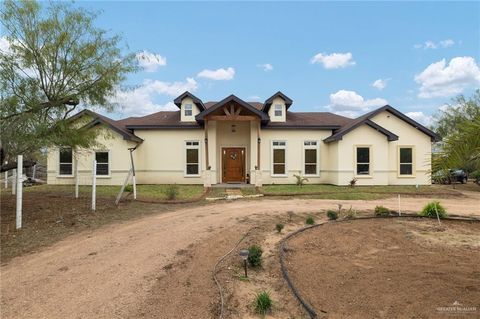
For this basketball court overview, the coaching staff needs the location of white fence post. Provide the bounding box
[74,157,79,199]
[16,155,23,229]
[32,164,37,180]
[92,160,96,211]
[12,169,16,195]
[4,171,7,189]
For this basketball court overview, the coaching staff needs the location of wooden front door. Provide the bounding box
[222,148,245,183]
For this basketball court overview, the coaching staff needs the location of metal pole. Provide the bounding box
[4,171,7,189]
[244,260,248,278]
[434,202,441,225]
[92,160,96,211]
[12,169,16,195]
[74,157,79,199]
[16,155,23,229]
[32,164,36,180]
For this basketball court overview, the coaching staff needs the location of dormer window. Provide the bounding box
[274,105,283,117]
[184,104,193,116]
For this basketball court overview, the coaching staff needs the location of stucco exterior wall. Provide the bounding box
[180,97,201,122]
[267,97,286,122]
[47,126,137,185]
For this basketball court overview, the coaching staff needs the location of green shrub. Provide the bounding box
[472,170,480,185]
[326,210,338,220]
[420,201,447,218]
[305,216,315,225]
[275,223,284,233]
[374,205,390,216]
[164,184,179,200]
[254,290,272,315]
[124,184,133,192]
[248,245,263,267]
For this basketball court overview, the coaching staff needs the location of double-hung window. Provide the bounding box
[59,147,73,176]
[272,141,287,176]
[356,146,371,176]
[399,147,414,176]
[95,151,109,176]
[274,105,283,117]
[304,141,318,176]
[185,141,200,176]
[184,104,193,116]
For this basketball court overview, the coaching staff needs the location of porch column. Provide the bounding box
[255,120,262,187]
[204,118,210,170]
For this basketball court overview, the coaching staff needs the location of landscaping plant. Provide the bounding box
[374,206,390,216]
[349,178,358,187]
[275,223,284,233]
[165,184,179,200]
[254,290,272,315]
[248,245,263,267]
[345,206,357,219]
[124,184,133,192]
[327,210,338,220]
[306,216,315,225]
[420,201,447,218]
[293,174,309,187]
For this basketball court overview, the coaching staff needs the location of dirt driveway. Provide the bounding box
[1,194,479,318]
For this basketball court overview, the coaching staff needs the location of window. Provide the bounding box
[274,104,283,117]
[356,147,370,175]
[185,141,200,175]
[304,141,318,175]
[184,104,193,116]
[95,151,109,176]
[272,141,286,175]
[399,147,414,175]
[59,147,73,175]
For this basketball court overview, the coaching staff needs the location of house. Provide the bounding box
[46,91,440,187]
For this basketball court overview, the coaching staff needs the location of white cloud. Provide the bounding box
[197,67,235,80]
[326,90,387,117]
[110,78,197,116]
[414,39,455,50]
[248,95,261,101]
[136,50,167,72]
[372,78,389,90]
[257,63,273,72]
[405,111,433,126]
[310,52,355,69]
[0,36,12,53]
[415,56,480,98]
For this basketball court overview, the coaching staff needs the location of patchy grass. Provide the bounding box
[23,184,205,200]
[207,187,227,198]
[240,187,258,196]
[261,184,465,199]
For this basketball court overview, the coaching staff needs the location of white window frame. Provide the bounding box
[58,147,74,177]
[271,140,287,177]
[398,146,415,177]
[184,140,201,177]
[354,145,372,177]
[274,104,283,117]
[184,104,193,117]
[94,150,110,178]
[303,141,319,177]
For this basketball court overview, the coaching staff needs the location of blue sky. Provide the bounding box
[78,1,479,124]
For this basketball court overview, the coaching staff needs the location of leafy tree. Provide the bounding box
[0,0,135,170]
[431,89,480,138]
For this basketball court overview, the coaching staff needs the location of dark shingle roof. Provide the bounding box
[264,111,352,129]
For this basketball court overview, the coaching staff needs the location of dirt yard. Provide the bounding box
[285,218,480,318]
[1,187,479,318]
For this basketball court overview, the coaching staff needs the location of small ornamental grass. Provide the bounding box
[305,215,315,225]
[420,201,447,219]
[326,210,338,220]
[164,184,179,200]
[374,205,390,216]
[275,223,284,233]
[254,290,272,315]
[248,245,263,267]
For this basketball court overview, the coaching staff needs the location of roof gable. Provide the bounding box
[173,91,205,111]
[324,105,440,143]
[263,91,293,112]
[196,94,269,122]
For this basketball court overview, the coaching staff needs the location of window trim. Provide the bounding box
[354,145,372,178]
[184,104,193,117]
[94,150,111,178]
[271,140,288,177]
[274,104,283,117]
[397,145,416,178]
[58,147,74,177]
[302,140,319,177]
[184,140,201,177]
